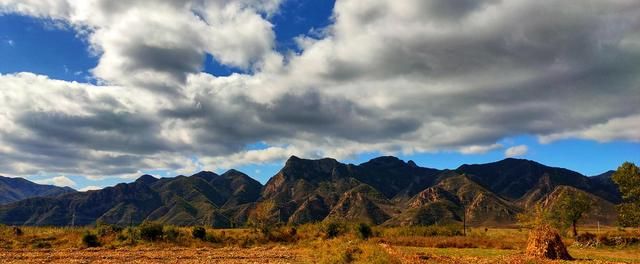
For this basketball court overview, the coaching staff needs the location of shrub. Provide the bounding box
[12,227,23,236]
[575,232,597,246]
[96,222,123,237]
[82,232,101,247]
[434,241,476,248]
[205,232,220,243]
[288,227,297,237]
[356,223,373,240]
[32,241,52,249]
[319,244,362,264]
[116,227,140,245]
[139,221,164,241]
[192,226,206,240]
[164,226,180,242]
[322,221,346,239]
[266,227,298,243]
[31,239,52,249]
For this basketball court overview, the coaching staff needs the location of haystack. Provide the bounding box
[525,225,572,260]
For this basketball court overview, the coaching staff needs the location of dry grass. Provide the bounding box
[0,224,639,263]
[375,227,527,250]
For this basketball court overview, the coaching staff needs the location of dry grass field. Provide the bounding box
[0,224,638,263]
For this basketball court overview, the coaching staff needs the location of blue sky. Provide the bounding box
[0,0,638,190]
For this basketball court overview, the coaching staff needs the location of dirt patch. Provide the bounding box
[0,246,301,264]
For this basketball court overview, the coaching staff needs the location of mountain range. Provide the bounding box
[0,176,75,205]
[0,156,621,227]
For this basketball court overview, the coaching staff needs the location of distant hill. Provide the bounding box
[0,157,622,227]
[0,175,75,205]
[0,171,261,226]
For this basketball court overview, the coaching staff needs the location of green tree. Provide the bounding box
[551,190,593,237]
[611,162,640,228]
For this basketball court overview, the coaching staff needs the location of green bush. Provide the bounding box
[82,232,101,247]
[116,227,140,245]
[356,223,373,240]
[322,221,346,239]
[139,221,164,241]
[164,226,181,242]
[192,226,206,240]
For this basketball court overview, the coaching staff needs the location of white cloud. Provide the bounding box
[0,0,638,177]
[539,114,640,144]
[36,176,76,187]
[459,144,502,154]
[0,0,280,90]
[505,145,529,158]
[79,185,102,192]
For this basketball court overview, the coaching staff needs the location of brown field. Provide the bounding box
[1,225,639,263]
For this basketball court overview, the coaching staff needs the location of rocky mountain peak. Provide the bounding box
[191,171,219,181]
[135,174,158,185]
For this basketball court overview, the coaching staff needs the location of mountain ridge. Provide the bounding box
[0,175,76,205]
[0,156,622,227]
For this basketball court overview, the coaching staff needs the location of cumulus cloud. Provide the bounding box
[505,145,529,158]
[0,0,638,177]
[0,0,280,91]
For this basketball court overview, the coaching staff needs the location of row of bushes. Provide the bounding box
[82,222,220,247]
[79,221,376,248]
[575,232,640,248]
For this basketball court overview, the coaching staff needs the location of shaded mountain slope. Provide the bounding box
[0,156,623,227]
[261,156,362,224]
[353,156,441,200]
[261,156,442,224]
[457,158,619,204]
[385,173,520,226]
[0,176,75,205]
[0,171,262,227]
[326,184,398,224]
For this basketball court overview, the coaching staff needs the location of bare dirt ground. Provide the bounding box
[2,244,638,263]
[0,246,303,264]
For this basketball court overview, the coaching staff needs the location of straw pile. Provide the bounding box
[525,225,572,260]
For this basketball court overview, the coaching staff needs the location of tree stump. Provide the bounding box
[525,225,572,260]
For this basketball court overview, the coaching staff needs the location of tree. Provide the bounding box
[517,204,553,229]
[611,162,640,228]
[551,190,592,237]
[249,199,279,236]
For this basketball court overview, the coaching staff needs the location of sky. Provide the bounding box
[0,0,638,191]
